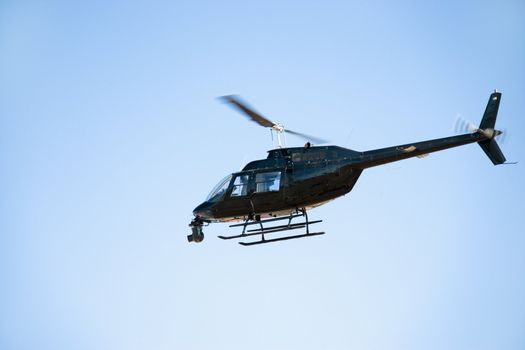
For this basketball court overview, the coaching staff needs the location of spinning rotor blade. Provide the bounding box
[454,115,509,145]
[285,129,328,144]
[495,128,508,144]
[219,94,329,144]
[454,116,478,134]
[219,95,275,128]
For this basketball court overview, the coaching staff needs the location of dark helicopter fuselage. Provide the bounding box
[188,91,508,244]
[194,146,361,221]
[193,130,493,222]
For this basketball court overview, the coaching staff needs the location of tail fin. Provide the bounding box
[478,91,506,165]
[479,139,506,165]
[479,91,501,130]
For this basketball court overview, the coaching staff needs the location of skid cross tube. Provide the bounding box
[218,225,305,240]
[228,213,304,228]
[218,208,324,245]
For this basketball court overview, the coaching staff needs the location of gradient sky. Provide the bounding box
[1,1,525,349]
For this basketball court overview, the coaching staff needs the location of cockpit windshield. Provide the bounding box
[206,174,232,202]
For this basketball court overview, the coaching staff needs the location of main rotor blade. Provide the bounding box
[219,95,329,144]
[285,129,328,144]
[219,95,275,128]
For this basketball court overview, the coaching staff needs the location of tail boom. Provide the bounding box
[358,91,507,168]
[358,132,486,168]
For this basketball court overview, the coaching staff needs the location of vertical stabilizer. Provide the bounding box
[479,91,501,130]
[477,91,506,165]
[478,139,506,165]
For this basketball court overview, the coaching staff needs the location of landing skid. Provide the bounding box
[239,232,325,246]
[218,209,324,246]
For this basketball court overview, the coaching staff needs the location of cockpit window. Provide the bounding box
[206,174,232,202]
[231,174,249,197]
[255,171,281,192]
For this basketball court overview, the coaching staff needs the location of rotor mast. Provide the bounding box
[271,123,286,148]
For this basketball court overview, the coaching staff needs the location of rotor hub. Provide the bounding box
[272,123,285,133]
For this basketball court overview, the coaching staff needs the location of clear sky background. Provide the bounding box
[1,1,524,349]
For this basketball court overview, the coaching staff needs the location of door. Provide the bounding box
[219,173,252,217]
[250,171,283,214]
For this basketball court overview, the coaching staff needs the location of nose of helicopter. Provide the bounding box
[192,202,214,219]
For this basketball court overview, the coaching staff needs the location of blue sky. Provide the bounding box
[1,0,524,349]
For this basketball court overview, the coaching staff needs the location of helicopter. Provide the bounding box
[188,91,510,246]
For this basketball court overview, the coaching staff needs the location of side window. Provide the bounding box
[231,174,249,197]
[255,171,281,193]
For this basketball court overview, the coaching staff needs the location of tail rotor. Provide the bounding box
[454,117,508,145]
[454,114,478,134]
